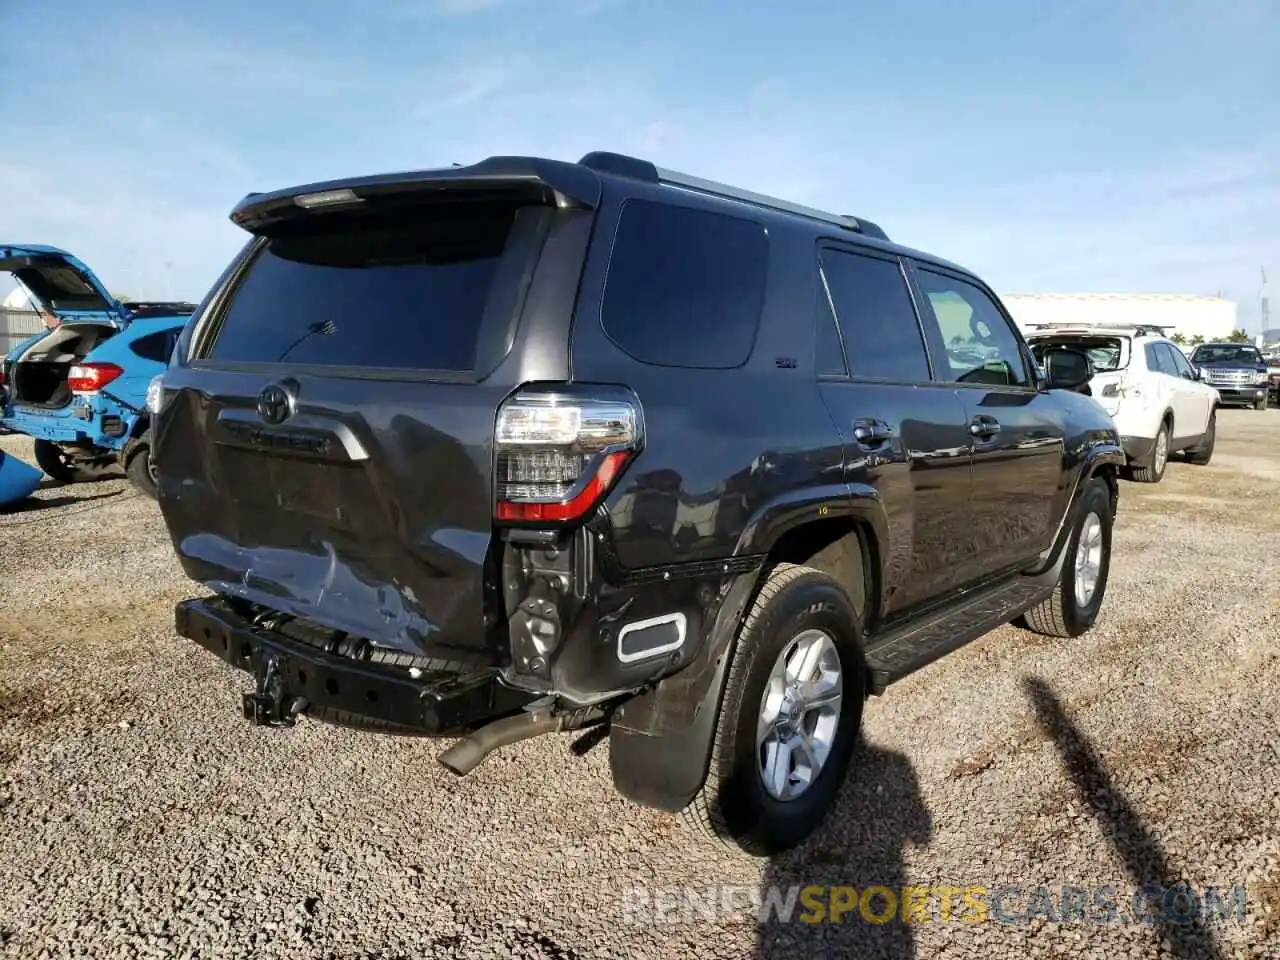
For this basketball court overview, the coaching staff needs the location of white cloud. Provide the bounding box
[0,141,248,301]
[429,0,515,13]
[413,63,513,117]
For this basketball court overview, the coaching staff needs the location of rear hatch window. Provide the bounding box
[1029,335,1129,372]
[199,200,527,376]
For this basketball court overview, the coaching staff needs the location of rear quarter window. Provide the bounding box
[128,326,183,363]
[600,199,768,369]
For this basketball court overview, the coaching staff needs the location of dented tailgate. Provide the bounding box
[154,167,597,662]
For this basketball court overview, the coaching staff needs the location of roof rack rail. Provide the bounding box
[1024,321,1177,337]
[577,151,890,242]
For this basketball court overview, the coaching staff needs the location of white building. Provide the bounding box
[2,286,33,310]
[999,293,1238,343]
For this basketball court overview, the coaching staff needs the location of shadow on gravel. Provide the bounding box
[0,489,122,515]
[1023,677,1226,960]
[755,740,931,959]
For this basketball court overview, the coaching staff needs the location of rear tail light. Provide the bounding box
[494,389,641,524]
[0,356,7,387]
[67,362,124,393]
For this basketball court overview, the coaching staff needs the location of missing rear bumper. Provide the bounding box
[175,597,534,735]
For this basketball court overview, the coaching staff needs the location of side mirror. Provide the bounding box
[1040,346,1094,392]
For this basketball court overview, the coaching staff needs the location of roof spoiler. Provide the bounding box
[121,300,199,318]
[229,156,605,231]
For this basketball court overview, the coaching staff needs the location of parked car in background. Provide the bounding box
[0,244,194,497]
[1266,355,1280,406]
[1025,323,1219,483]
[152,150,1124,856]
[1189,342,1270,410]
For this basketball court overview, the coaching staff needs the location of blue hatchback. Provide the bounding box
[0,244,194,497]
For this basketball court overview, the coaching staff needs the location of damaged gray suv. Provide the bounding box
[152,151,1123,855]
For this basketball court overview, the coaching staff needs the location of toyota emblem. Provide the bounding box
[256,383,294,425]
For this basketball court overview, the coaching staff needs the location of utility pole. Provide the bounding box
[1261,266,1269,343]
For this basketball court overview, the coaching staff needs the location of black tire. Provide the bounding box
[687,563,866,857]
[1128,422,1169,483]
[123,432,158,499]
[1016,477,1112,639]
[32,439,117,484]
[1183,409,1216,465]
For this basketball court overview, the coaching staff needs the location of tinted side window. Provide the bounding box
[914,269,1029,387]
[601,200,768,369]
[1145,343,1175,375]
[820,250,929,382]
[1165,344,1195,378]
[129,327,182,363]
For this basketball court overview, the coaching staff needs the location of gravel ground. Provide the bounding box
[2,410,1278,960]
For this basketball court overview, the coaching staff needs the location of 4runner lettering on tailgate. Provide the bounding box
[151,151,1124,856]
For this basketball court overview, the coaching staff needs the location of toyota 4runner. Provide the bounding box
[151,151,1124,855]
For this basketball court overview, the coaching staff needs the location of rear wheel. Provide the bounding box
[1128,423,1169,483]
[687,563,866,857]
[32,439,117,485]
[1016,477,1112,639]
[1184,410,1216,465]
[123,432,158,499]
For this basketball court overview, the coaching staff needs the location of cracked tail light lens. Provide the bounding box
[67,362,123,393]
[495,392,640,523]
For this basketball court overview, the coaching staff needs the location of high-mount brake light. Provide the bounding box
[294,188,363,209]
[67,362,124,394]
[494,392,640,524]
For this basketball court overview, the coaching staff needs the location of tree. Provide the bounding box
[1189,334,1205,347]
[1170,332,1187,345]
[1226,328,1252,343]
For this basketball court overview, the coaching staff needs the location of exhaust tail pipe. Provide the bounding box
[437,706,606,776]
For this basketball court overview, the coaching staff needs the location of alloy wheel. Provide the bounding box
[756,629,844,802]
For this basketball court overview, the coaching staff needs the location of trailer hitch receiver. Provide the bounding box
[241,653,300,727]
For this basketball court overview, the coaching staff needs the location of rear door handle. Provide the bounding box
[853,417,892,446]
[969,415,1001,439]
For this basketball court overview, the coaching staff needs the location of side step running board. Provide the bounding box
[863,579,1052,695]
